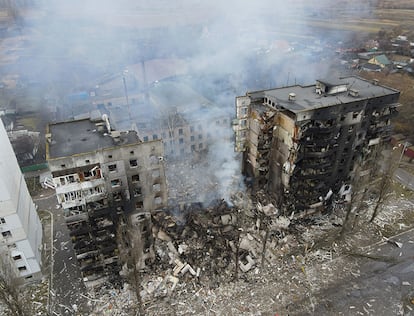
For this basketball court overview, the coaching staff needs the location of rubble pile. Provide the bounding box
[136,197,303,304]
[86,194,414,315]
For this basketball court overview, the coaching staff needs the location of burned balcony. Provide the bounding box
[76,250,99,261]
[86,199,108,211]
[99,244,117,255]
[301,146,336,158]
[65,212,88,224]
[95,217,114,229]
[69,224,92,237]
[296,167,333,179]
[302,120,336,135]
[297,158,332,169]
[74,241,96,253]
[88,205,111,218]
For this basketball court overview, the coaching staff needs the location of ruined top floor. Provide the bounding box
[46,115,141,159]
[246,76,400,114]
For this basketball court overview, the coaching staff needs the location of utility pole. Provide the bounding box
[123,70,131,121]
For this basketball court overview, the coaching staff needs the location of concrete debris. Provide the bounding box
[239,254,255,272]
[272,216,291,230]
[81,195,414,315]
[156,229,172,242]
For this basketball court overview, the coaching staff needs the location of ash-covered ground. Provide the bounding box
[83,189,414,316]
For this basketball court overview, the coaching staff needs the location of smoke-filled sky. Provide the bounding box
[3,0,377,205]
[10,0,376,90]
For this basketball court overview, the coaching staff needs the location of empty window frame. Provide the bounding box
[131,174,140,183]
[113,192,122,201]
[2,231,11,238]
[133,187,142,197]
[108,164,117,172]
[111,179,121,187]
[130,159,138,167]
[135,201,144,210]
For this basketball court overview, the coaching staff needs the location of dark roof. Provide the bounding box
[361,63,382,71]
[47,118,140,159]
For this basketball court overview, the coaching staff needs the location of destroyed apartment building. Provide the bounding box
[234,76,400,216]
[46,115,167,282]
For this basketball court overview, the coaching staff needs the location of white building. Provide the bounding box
[0,120,42,282]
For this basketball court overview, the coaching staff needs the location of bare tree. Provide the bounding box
[0,253,29,316]
[117,217,144,315]
[369,152,396,222]
[340,164,365,238]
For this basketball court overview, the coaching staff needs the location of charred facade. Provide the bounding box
[46,115,167,282]
[234,76,400,216]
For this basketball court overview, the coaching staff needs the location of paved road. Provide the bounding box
[395,168,414,191]
[292,228,414,315]
[34,192,89,315]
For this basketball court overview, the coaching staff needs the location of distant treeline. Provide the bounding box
[0,0,38,9]
[379,1,414,10]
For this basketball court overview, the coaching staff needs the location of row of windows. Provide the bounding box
[59,150,139,169]
[107,157,158,173]
[131,182,161,197]
[168,144,204,155]
[144,133,205,142]
[135,196,163,210]
[62,186,104,201]
[111,169,160,188]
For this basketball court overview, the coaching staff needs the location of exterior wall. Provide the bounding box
[48,136,167,280]
[235,78,400,216]
[139,116,231,158]
[0,120,42,283]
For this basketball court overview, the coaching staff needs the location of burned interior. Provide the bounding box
[46,115,167,284]
[234,76,400,216]
[45,75,401,295]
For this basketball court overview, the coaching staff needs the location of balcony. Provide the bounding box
[304,125,336,134]
[302,148,335,158]
[56,178,106,195]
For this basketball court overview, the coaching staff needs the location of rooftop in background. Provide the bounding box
[47,117,140,159]
[247,76,400,113]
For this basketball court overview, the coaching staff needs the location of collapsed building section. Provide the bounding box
[234,76,400,216]
[46,115,167,283]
